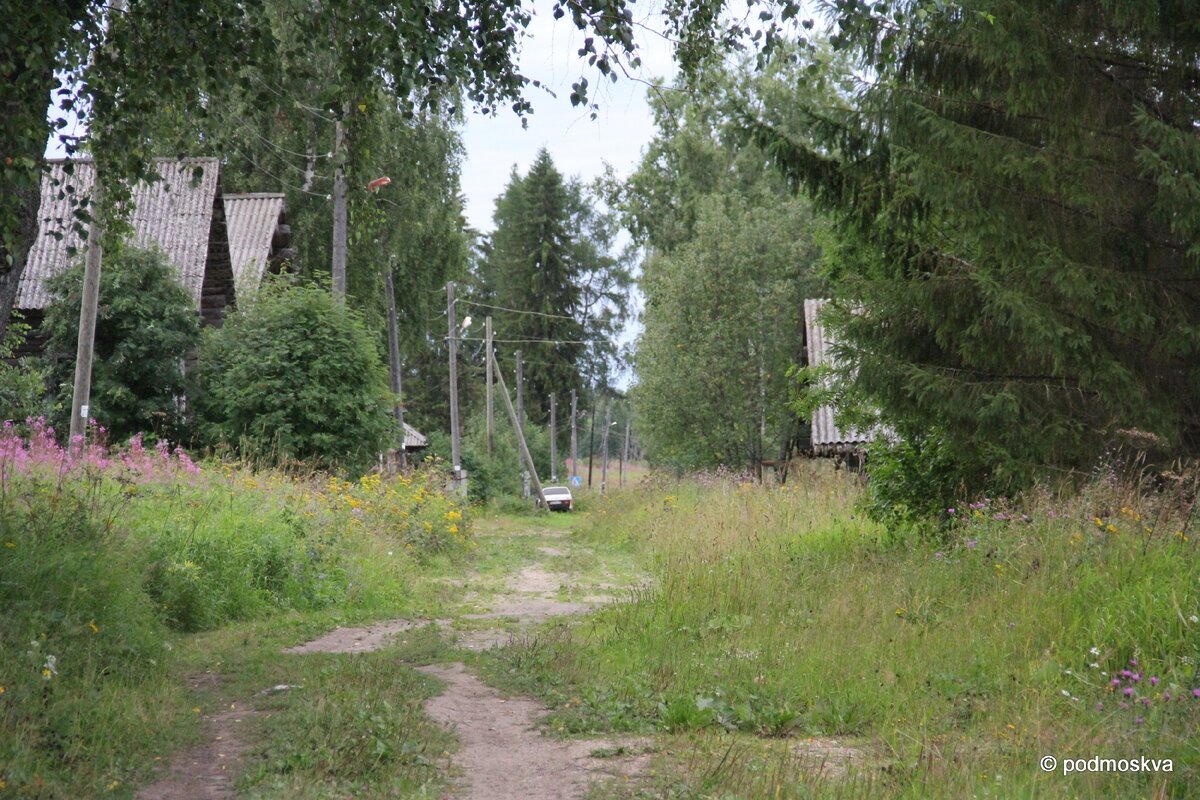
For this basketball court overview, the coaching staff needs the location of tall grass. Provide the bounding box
[483,463,1200,798]
[0,419,471,797]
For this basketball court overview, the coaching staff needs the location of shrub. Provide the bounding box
[0,317,48,424]
[42,244,200,443]
[191,279,393,473]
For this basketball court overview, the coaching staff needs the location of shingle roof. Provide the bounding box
[804,298,874,448]
[224,193,286,295]
[17,158,221,310]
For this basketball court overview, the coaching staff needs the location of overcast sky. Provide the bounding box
[459,2,679,234]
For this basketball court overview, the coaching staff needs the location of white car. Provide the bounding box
[539,485,573,512]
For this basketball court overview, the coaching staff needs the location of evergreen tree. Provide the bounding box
[483,150,589,421]
[751,1,1200,494]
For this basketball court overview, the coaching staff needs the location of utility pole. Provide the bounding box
[515,349,524,438]
[69,184,105,444]
[331,103,349,299]
[447,281,461,488]
[600,404,612,494]
[69,0,128,445]
[621,421,630,488]
[384,269,406,470]
[587,392,597,489]
[490,350,545,506]
[485,315,494,457]
[569,389,578,480]
[549,394,557,481]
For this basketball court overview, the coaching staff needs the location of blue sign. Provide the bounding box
[569,475,582,487]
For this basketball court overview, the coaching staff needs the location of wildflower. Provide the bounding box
[947,507,956,515]
[935,551,944,560]
[1134,717,1144,725]
[1095,702,1103,711]
[966,540,978,550]
[1189,615,1199,624]
[1110,678,1120,687]
[88,621,99,634]
[1089,646,1101,656]
[1105,524,1118,533]
[42,655,57,679]
[1123,687,1134,697]
[1150,676,1159,687]
[3,542,13,548]
[1089,663,1099,669]
[1164,692,1171,701]
[1141,698,1151,707]
[1060,689,1071,698]
[1192,689,1200,698]
[1094,517,1104,527]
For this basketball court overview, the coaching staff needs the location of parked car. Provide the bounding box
[539,485,573,512]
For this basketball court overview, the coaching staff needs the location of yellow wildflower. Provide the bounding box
[88,621,99,634]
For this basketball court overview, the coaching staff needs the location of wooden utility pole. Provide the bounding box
[569,389,578,480]
[384,269,406,469]
[515,349,524,437]
[600,404,612,494]
[331,104,349,299]
[587,394,597,489]
[485,315,494,457]
[447,281,461,484]
[549,394,557,481]
[69,185,105,444]
[621,421,630,488]
[490,350,545,505]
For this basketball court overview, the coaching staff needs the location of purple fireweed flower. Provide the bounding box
[1164,692,1171,701]
[1110,678,1121,687]
[1130,659,1138,667]
[1123,687,1134,697]
[966,540,978,550]
[1150,676,1159,686]
[1141,698,1151,707]
[1192,688,1200,698]
[947,508,956,515]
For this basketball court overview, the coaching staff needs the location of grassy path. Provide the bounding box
[135,509,653,799]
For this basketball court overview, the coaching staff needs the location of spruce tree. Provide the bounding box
[485,149,586,421]
[751,1,1200,492]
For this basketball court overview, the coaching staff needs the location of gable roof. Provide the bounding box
[224,193,287,295]
[17,158,224,310]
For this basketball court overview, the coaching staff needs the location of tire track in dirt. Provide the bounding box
[416,662,651,800]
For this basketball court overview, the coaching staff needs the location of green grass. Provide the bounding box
[480,465,1200,798]
[0,461,471,798]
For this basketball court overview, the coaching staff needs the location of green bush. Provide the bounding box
[191,279,393,473]
[863,433,1000,529]
[451,407,557,504]
[0,317,48,424]
[42,244,200,443]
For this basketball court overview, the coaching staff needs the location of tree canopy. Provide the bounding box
[748,0,1200,493]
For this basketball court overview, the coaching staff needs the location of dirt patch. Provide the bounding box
[507,565,569,595]
[789,737,867,778]
[537,546,567,557]
[417,662,651,800]
[282,619,426,654]
[135,705,260,800]
[462,598,597,621]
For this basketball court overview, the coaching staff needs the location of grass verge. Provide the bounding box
[480,464,1200,798]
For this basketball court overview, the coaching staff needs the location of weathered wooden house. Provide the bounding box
[15,158,236,353]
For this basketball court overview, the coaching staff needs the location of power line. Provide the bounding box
[460,299,578,321]
[457,336,604,345]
